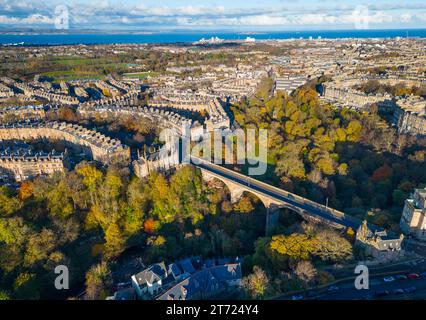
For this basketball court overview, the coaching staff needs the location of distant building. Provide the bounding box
[356,220,404,260]
[400,188,426,240]
[275,76,307,94]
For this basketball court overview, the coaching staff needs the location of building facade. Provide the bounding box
[400,188,426,240]
[0,148,64,182]
[393,96,426,136]
[0,122,130,165]
[356,220,404,261]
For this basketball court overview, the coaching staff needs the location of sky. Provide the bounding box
[1,0,426,31]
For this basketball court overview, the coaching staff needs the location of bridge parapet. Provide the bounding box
[193,157,361,229]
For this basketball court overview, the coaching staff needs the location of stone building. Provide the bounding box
[0,105,46,122]
[212,77,260,97]
[321,83,395,111]
[274,75,307,94]
[150,91,230,132]
[0,121,130,165]
[400,188,426,240]
[0,82,14,98]
[356,220,404,261]
[95,80,120,97]
[132,145,180,178]
[78,104,196,137]
[0,147,64,182]
[393,96,426,136]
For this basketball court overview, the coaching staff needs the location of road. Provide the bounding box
[312,274,426,300]
[192,157,362,230]
[274,258,426,301]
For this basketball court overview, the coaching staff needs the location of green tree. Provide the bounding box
[24,228,57,267]
[0,186,21,216]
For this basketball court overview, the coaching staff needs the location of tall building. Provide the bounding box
[400,188,426,240]
[393,96,426,136]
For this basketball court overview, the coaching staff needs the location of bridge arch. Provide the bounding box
[200,168,286,210]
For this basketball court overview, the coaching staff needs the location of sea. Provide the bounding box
[1,29,426,45]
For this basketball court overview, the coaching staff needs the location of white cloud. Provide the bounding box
[0,1,425,29]
[0,13,53,24]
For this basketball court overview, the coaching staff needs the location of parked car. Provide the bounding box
[374,290,390,297]
[420,272,426,277]
[395,275,408,280]
[408,273,420,279]
[404,286,417,293]
[383,276,395,282]
[392,288,405,295]
[327,285,339,292]
[292,294,304,300]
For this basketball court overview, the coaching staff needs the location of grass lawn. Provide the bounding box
[41,70,104,82]
[51,57,112,66]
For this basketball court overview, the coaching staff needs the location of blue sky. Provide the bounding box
[1,0,426,31]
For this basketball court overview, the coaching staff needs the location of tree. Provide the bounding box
[294,261,317,286]
[346,120,362,142]
[0,186,21,216]
[241,266,270,299]
[143,218,158,234]
[13,271,40,299]
[103,223,126,259]
[24,228,57,267]
[270,234,314,261]
[0,217,29,245]
[221,200,233,213]
[46,180,74,219]
[18,181,34,201]
[0,290,10,300]
[312,229,353,262]
[85,262,112,300]
[85,205,111,231]
[99,170,123,214]
[233,196,254,213]
[371,164,393,182]
[76,162,103,205]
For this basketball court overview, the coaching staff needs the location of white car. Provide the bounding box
[291,294,304,300]
[383,276,395,282]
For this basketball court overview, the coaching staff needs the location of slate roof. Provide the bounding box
[133,262,167,286]
[179,258,196,274]
[157,263,241,300]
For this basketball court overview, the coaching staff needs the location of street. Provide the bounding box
[315,275,426,300]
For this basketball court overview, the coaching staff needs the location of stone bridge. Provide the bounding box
[192,157,362,233]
